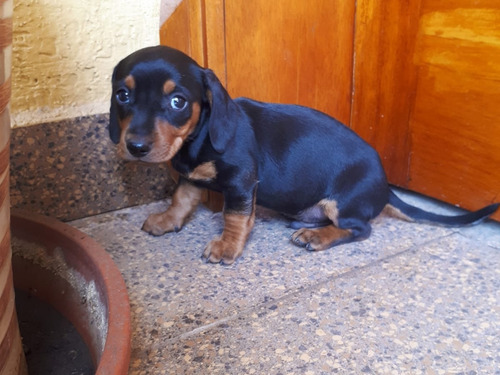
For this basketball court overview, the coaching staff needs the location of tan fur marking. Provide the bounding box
[188,161,217,181]
[383,204,414,222]
[124,75,135,90]
[319,199,340,226]
[163,79,176,94]
[118,115,132,159]
[203,190,257,264]
[203,211,256,264]
[222,213,255,250]
[146,102,201,162]
[292,226,351,251]
[142,183,202,235]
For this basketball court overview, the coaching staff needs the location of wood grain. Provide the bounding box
[159,0,205,63]
[351,0,422,185]
[223,0,355,124]
[408,2,500,219]
[203,0,226,82]
[160,0,500,220]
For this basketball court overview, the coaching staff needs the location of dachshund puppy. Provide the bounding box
[109,46,498,264]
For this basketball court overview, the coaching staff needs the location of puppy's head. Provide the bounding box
[110,45,241,162]
[109,46,206,162]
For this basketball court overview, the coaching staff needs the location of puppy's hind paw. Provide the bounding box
[291,226,352,251]
[291,228,321,251]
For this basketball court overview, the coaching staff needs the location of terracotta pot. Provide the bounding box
[11,210,131,374]
[1,0,28,372]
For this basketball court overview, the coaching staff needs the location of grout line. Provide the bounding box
[456,230,500,251]
[155,231,457,347]
[162,315,237,345]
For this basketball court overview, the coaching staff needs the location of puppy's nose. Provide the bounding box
[126,141,152,158]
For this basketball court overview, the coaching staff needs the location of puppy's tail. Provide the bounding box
[387,190,499,226]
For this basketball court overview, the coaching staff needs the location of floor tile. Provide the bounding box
[70,194,500,374]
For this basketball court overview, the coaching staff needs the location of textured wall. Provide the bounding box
[11,0,162,127]
[161,0,182,26]
[10,114,175,221]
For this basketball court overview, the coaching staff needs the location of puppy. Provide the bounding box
[109,45,499,264]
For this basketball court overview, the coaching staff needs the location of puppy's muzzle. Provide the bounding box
[126,140,152,158]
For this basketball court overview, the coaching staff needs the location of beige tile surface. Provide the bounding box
[71,191,500,374]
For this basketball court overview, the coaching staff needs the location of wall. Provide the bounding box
[8,0,184,220]
[11,0,163,127]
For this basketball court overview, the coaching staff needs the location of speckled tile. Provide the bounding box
[141,234,499,375]
[69,191,499,374]
[10,115,175,221]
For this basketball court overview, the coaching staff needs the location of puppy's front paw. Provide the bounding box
[202,238,243,265]
[142,212,182,236]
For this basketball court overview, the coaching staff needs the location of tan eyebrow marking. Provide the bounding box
[163,79,176,95]
[124,75,135,90]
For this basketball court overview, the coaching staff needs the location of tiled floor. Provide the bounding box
[70,189,500,374]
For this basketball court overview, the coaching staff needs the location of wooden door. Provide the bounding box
[161,0,500,220]
[352,0,500,220]
[409,1,500,213]
[223,0,355,125]
[161,0,356,211]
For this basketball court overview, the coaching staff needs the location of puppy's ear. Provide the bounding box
[109,68,121,144]
[203,69,240,153]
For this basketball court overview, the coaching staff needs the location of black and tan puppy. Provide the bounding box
[109,46,498,264]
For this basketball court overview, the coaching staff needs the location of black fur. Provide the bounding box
[110,45,499,257]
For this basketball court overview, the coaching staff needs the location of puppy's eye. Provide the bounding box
[170,96,187,110]
[116,88,130,104]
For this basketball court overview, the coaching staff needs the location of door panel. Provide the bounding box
[224,0,355,124]
[408,2,500,218]
[160,0,500,220]
[351,0,422,185]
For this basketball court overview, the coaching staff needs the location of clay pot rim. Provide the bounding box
[11,209,131,375]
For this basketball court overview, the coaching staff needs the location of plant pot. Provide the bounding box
[10,210,131,374]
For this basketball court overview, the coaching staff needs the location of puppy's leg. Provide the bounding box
[291,199,371,251]
[292,226,352,250]
[203,186,257,265]
[142,180,201,236]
